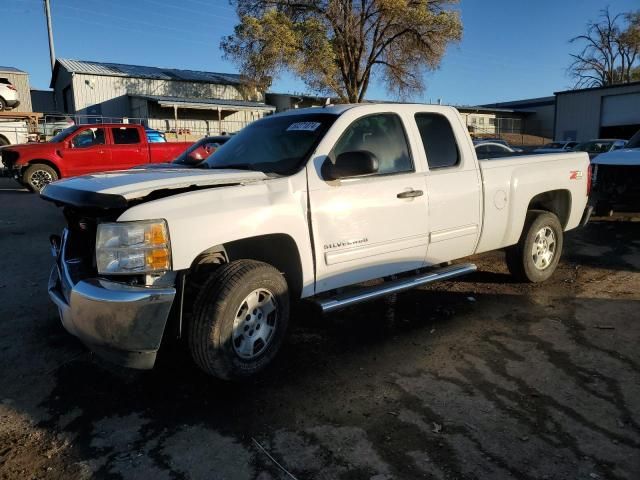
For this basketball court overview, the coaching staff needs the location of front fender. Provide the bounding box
[117,177,315,297]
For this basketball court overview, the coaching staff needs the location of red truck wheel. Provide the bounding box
[23,164,58,193]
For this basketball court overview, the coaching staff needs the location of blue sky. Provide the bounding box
[3,0,638,105]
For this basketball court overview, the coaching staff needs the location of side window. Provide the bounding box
[331,113,412,175]
[415,113,460,169]
[112,127,141,145]
[71,128,105,148]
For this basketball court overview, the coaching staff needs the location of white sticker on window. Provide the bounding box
[286,122,321,132]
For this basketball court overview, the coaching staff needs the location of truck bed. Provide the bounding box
[476,152,590,254]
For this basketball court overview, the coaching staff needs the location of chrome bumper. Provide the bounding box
[48,231,176,369]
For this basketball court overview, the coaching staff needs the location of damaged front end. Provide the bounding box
[40,168,267,368]
[47,210,177,369]
[592,163,640,214]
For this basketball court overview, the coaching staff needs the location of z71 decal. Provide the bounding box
[569,170,583,180]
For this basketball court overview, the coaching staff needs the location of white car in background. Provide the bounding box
[474,141,521,159]
[533,141,578,154]
[0,78,20,111]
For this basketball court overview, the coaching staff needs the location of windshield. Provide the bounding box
[49,125,79,143]
[543,142,564,149]
[203,113,337,175]
[573,141,613,153]
[627,130,640,149]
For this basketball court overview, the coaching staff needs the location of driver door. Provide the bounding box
[62,127,111,177]
[308,113,429,293]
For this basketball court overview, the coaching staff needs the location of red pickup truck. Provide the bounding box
[1,124,192,192]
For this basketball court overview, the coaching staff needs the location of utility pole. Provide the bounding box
[43,0,56,71]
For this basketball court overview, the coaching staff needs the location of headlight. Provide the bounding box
[96,220,171,275]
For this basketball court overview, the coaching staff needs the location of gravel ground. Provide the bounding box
[0,177,638,480]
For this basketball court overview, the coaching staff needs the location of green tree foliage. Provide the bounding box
[569,8,640,88]
[221,0,462,102]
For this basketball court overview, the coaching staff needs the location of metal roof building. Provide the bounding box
[0,66,33,112]
[50,59,274,135]
[554,81,640,141]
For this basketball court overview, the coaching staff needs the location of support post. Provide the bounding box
[43,0,56,72]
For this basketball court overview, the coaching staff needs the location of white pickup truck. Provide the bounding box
[42,104,592,380]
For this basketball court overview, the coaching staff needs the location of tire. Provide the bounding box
[0,97,6,112]
[0,135,9,146]
[188,260,290,380]
[23,164,58,193]
[506,210,563,283]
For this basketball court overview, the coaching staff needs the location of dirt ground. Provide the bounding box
[0,177,638,480]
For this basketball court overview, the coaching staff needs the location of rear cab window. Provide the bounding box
[414,113,460,169]
[112,127,141,145]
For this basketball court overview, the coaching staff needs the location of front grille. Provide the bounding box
[62,208,99,280]
[594,165,640,196]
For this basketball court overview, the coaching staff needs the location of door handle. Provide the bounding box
[397,189,424,199]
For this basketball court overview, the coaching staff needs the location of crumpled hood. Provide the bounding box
[592,148,640,166]
[41,167,268,209]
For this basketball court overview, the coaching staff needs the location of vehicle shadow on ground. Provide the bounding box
[25,284,639,479]
[563,219,640,272]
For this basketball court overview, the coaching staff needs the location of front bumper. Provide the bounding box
[48,230,176,369]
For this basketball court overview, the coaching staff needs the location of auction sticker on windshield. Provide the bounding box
[286,122,322,131]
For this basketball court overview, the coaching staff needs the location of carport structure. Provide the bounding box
[130,94,275,135]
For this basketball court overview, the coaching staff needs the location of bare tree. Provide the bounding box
[568,8,640,88]
[221,0,462,102]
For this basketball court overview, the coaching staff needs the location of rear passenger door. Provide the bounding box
[413,111,482,264]
[109,126,147,170]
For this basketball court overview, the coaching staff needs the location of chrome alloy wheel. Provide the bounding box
[531,226,556,270]
[30,169,53,191]
[232,288,278,359]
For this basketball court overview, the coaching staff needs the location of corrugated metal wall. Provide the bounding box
[555,83,640,141]
[71,73,251,116]
[0,72,32,112]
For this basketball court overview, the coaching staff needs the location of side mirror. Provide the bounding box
[64,141,71,149]
[323,150,379,180]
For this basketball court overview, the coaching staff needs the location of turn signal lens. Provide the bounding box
[146,248,170,271]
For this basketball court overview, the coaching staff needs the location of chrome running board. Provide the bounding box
[316,263,477,313]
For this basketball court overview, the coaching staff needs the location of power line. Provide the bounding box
[53,13,215,48]
[54,3,223,41]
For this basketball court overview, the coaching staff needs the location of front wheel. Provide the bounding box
[23,164,58,193]
[188,260,290,380]
[506,211,563,283]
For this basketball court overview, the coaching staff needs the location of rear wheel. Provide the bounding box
[506,211,563,283]
[0,135,9,146]
[0,98,6,112]
[188,260,290,380]
[23,164,58,193]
